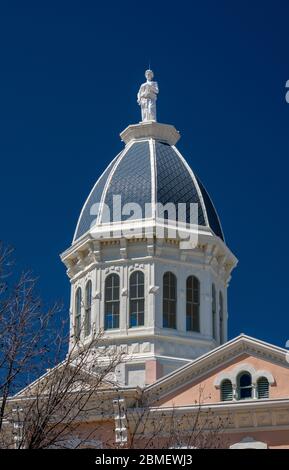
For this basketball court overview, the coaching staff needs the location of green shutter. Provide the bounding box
[221,380,233,401]
[257,377,269,399]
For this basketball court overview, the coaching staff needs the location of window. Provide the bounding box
[84,280,92,337]
[104,274,120,330]
[230,437,268,449]
[186,276,200,332]
[221,379,233,401]
[129,271,145,328]
[75,287,82,339]
[219,291,224,344]
[212,284,216,340]
[257,377,269,399]
[163,272,177,329]
[238,373,252,400]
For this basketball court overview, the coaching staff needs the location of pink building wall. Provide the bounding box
[157,354,289,406]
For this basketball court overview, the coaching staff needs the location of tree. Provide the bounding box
[123,388,230,449]
[0,242,62,433]
[0,241,228,449]
[0,242,123,449]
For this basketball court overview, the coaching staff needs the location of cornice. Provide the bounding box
[144,335,289,402]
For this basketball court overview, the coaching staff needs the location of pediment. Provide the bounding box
[144,334,289,405]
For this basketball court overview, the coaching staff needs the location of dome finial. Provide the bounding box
[137,69,159,122]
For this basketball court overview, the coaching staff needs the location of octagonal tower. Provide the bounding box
[61,71,237,386]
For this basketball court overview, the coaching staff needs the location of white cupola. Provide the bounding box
[61,70,237,386]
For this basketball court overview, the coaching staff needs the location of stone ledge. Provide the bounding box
[120,121,180,146]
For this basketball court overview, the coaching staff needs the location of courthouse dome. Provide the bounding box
[73,122,224,243]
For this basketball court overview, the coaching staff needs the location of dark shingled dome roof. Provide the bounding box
[73,140,224,242]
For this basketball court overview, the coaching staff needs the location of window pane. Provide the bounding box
[130,312,137,328]
[240,387,252,399]
[238,373,252,400]
[86,281,92,307]
[76,288,82,315]
[85,308,91,336]
[106,286,112,301]
[112,285,119,301]
[138,311,144,326]
[105,275,120,330]
[186,315,192,331]
[130,285,137,299]
[186,276,200,332]
[138,284,144,298]
[163,284,169,299]
[129,271,145,328]
[193,305,200,332]
[163,272,177,329]
[240,373,251,387]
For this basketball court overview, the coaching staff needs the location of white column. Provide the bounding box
[200,270,212,336]
[154,262,163,329]
[99,268,105,330]
[177,266,186,333]
[147,261,155,328]
[69,281,75,351]
[94,267,101,333]
[120,264,128,332]
[223,287,228,343]
[215,285,220,346]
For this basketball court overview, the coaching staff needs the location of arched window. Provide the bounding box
[163,272,177,329]
[186,276,200,332]
[219,291,224,344]
[129,271,145,328]
[238,372,252,400]
[221,379,233,401]
[104,274,120,330]
[84,280,92,337]
[257,377,269,399]
[75,287,82,339]
[212,284,216,340]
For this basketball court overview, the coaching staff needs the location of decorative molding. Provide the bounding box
[149,285,159,294]
[122,288,128,297]
[147,241,155,256]
[141,342,151,353]
[180,251,188,262]
[90,243,102,263]
[120,239,128,259]
[130,343,140,354]
[144,336,287,401]
[105,266,121,274]
[129,263,145,272]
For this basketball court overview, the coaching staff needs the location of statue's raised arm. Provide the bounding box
[137,70,159,122]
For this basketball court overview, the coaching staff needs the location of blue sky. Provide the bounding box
[0,1,289,348]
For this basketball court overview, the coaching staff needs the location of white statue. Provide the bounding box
[137,70,159,122]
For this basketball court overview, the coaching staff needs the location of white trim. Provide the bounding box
[144,334,288,398]
[172,145,209,227]
[150,138,157,222]
[195,175,225,241]
[73,152,122,243]
[96,140,135,225]
[214,363,275,388]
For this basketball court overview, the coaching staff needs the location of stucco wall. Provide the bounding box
[157,353,289,406]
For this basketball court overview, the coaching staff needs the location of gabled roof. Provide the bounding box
[144,334,289,401]
[14,358,140,400]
